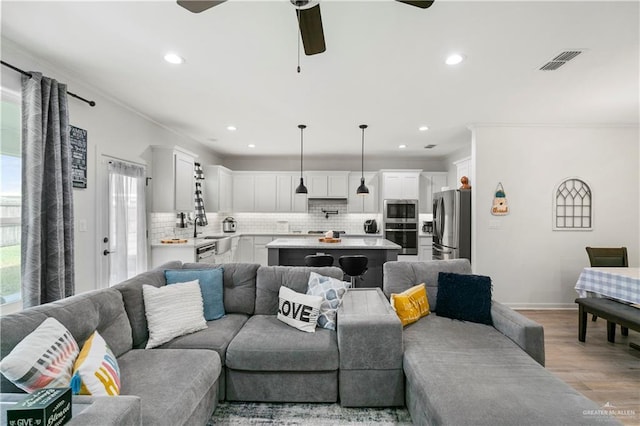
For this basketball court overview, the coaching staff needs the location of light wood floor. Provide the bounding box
[519,310,640,426]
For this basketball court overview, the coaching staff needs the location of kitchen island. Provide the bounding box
[266,238,401,289]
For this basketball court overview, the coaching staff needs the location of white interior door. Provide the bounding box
[97,155,148,288]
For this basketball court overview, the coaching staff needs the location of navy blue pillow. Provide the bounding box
[165,269,225,321]
[436,272,493,325]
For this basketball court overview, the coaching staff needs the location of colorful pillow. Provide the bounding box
[70,331,120,396]
[277,286,323,333]
[165,268,225,320]
[306,272,350,330]
[436,272,493,325]
[143,280,208,349]
[390,283,430,326]
[0,317,79,393]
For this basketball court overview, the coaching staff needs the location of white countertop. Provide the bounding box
[151,232,385,248]
[266,238,401,250]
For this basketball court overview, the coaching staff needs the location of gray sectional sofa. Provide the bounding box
[1,259,621,425]
[383,259,621,425]
[1,262,398,425]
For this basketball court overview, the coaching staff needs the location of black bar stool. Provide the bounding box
[305,254,335,267]
[339,255,368,288]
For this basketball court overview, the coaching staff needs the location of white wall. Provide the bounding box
[1,38,222,306]
[223,155,447,172]
[472,125,639,308]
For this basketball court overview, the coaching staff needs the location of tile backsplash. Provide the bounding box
[151,200,382,240]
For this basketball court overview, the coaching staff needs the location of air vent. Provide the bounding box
[539,50,583,71]
[424,144,437,149]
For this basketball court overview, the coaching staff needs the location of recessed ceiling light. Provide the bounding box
[418,126,429,132]
[445,53,464,65]
[248,144,256,148]
[398,144,407,149]
[163,52,184,65]
[226,125,237,131]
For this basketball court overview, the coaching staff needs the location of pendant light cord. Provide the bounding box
[361,128,364,176]
[300,126,304,176]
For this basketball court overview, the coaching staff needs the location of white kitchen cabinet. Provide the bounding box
[232,174,255,212]
[253,236,273,266]
[420,172,448,214]
[381,171,421,200]
[348,172,378,213]
[277,174,307,212]
[419,236,433,261]
[454,157,472,189]
[151,146,197,212]
[235,236,254,262]
[306,172,349,199]
[254,174,277,212]
[151,245,195,268]
[203,165,232,213]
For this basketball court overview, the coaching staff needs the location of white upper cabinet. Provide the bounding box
[420,172,448,214]
[277,174,307,212]
[254,173,277,212]
[151,145,197,212]
[306,172,349,198]
[232,172,306,213]
[348,172,379,213]
[203,165,232,213]
[232,173,255,212]
[381,170,421,200]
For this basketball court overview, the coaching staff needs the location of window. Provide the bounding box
[0,86,22,304]
[553,178,592,231]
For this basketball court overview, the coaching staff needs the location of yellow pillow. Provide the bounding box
[391,283,430,326]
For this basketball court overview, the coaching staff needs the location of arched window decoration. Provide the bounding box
[553,178,592,230]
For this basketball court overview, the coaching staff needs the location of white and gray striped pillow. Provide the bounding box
[143,280,207,349]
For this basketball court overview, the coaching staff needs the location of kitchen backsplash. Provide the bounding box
[150,200,382,241]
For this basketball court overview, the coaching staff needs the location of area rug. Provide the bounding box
[208,402,413,425]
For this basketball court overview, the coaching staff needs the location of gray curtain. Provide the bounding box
[21,72,75,307]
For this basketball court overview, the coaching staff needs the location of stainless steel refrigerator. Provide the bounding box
[432,189,471,262]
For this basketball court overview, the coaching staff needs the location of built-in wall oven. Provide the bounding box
[383,199,419,255]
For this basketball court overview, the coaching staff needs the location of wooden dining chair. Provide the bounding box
[585,247,629,268]
[584,246,629,327]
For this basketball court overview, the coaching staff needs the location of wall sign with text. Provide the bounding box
[70,125,87,189]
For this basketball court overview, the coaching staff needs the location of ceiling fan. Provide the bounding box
[177,0,434,56]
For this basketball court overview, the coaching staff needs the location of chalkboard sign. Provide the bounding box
[70,125,87,189]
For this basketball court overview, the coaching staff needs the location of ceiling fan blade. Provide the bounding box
[396,0,435,9]
[177,0,226,14]
[297,5,326,56]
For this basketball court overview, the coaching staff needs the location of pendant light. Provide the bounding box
[295,124,308,194]
[356,124,370,195]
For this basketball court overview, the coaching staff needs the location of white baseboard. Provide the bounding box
[504,303,577,310]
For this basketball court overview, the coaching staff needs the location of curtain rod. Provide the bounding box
[1,60,96,107]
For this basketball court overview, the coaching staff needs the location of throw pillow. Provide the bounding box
[306,272,350,330]
[165,268,225,320]
[277,286,323,333]
[390,283,430,326]
[436,272,493,325]
[70,331,120,396]
[143,280,208,349]
[0,317,79,393]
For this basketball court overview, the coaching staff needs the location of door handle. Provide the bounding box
[103,250,115,256]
